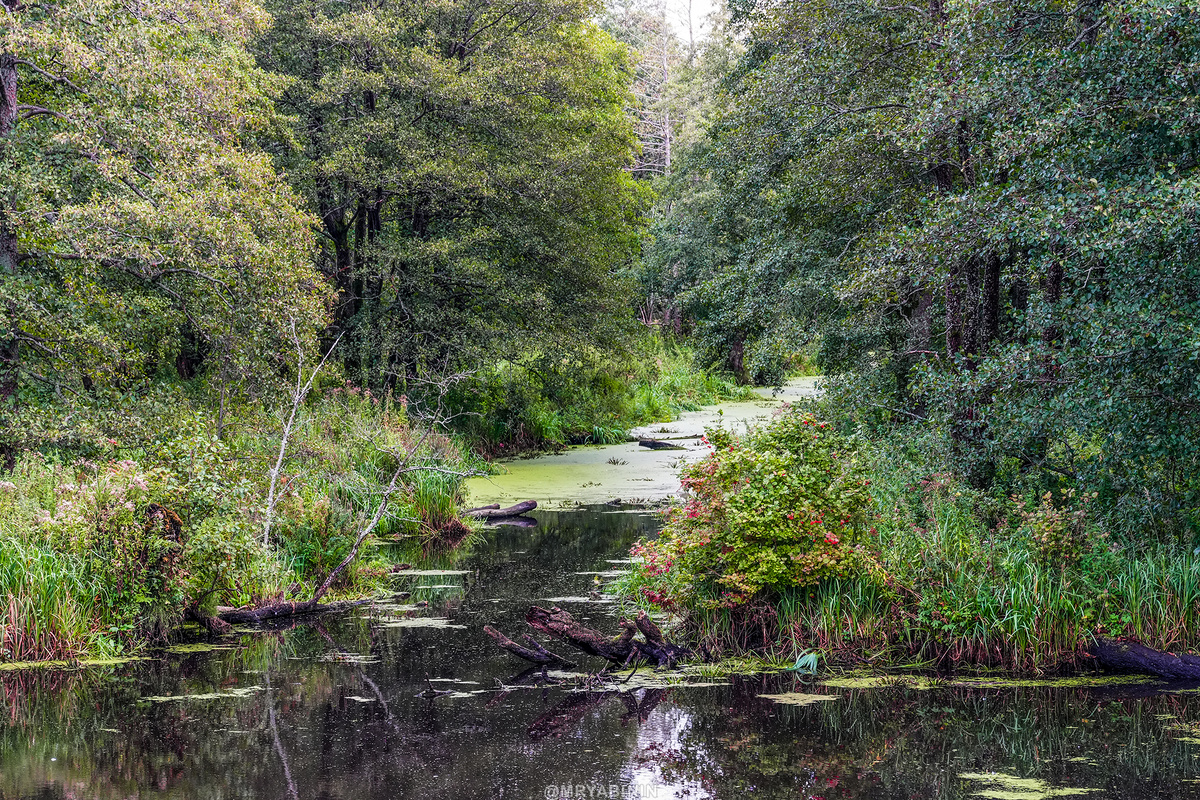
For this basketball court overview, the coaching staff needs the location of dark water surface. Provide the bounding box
[4,509,1200,800]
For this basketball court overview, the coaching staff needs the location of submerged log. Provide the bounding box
[1089,638,1200,680]
[526,605,639,663]
[517,605,689,667]
[638,439,685,451]
[465,500,537,519]
[486,516,538,528]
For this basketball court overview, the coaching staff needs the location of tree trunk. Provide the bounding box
[1089,639,1200,681]
[0,49,21,469]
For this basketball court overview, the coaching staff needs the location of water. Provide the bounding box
[465,377,821,509]
[7,384,1200,799]
[4,508,1200,799]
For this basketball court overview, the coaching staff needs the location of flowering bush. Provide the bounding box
[628,409,882,609]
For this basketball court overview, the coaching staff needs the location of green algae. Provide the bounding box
[142,686,264,702]
[758,692,839,707]
[378,617,466,629]
[464,381,819,509]
[960,772,1097,799]
[391,569,472,577]
[820,673,1158,691]
[0,655,145,672]
[163,643,236,654]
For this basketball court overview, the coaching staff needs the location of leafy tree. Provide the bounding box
[0,0,327,454]
[256,0,648,389]
[649,0,1200,534]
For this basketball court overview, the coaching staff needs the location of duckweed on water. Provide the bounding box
[758,692,839,707]
[819,673,1158,690]
[142,686,264,702]
[377,617,466,629]
[163,643,237,654]
[959,772,1097,799]
[0,656,145,672]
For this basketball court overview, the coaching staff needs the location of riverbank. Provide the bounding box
[615,403,1200,674]
[0,388,482,662]
[5,505,1198,800]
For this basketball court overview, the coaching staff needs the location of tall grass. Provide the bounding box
[0,382,482,661]
[0,536,107,661]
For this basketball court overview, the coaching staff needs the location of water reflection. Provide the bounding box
[2,510,1200,799]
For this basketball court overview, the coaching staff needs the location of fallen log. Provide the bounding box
[186,606,232,635]
[484,625,577,668]
[465,500,537,519]
[521,605,689,667]
[1089,638,1200,680]
[218,598,370,624]
[638,439,685,451]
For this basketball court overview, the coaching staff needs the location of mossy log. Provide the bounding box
[1089,638,1200,680]
[217,598,369,624]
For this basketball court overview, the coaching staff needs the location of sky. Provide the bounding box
[664,0,719,45]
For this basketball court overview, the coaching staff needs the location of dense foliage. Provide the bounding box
[257,0,648,385]
[629,409,877,606]
[621,408,1200,669]
[644,0,1200,535]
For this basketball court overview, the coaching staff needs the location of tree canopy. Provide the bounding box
[647,0,1200,533]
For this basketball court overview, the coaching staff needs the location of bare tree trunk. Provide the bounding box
[0,48,21,469]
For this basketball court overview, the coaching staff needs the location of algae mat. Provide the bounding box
[467,377,821,509]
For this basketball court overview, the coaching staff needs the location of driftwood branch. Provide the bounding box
[483,625,577,668]
[487,606,689,668]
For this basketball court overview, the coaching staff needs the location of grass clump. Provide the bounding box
[616,407,1200,673]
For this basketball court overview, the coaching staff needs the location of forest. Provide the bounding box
[1,0,1198,673]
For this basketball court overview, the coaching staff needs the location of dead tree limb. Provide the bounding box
[1088,638,1200,680]
[512,605,689,667]
[465,500,537,518]
[638,439,685,451]
[483,625,577,668]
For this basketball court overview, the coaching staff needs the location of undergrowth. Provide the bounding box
[616,407,1200,674]
[450,335,754,455]
[0,384,481,661]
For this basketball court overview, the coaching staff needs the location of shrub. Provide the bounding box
[629,408,882,609]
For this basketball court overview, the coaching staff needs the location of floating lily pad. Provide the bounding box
[759,692,839,707]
